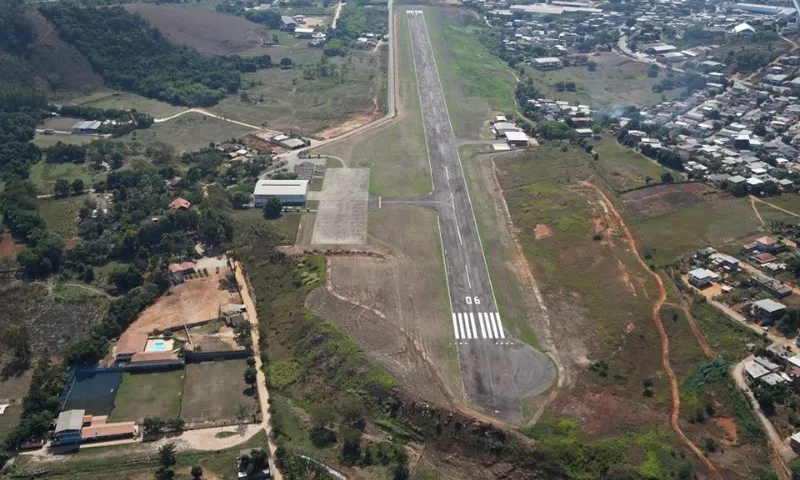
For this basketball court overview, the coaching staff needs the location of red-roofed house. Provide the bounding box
[168,261,196,284]
[115,333,148,362]
[169,197,191,211]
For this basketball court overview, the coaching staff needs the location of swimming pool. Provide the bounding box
[152,340,168,352]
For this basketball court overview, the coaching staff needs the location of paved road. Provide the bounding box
[405,10,554,422]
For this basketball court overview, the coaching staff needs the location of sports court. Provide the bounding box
[309,168,369,244]
[61,368,123,416]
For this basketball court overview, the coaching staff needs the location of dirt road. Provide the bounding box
[665,301,714,359]
[234,261,283,480]
[732,358,793,480]
[579,181,724,480]
[751,195,800,219]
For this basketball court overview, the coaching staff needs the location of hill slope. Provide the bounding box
[123,3,271,56]
[0,9,102,93]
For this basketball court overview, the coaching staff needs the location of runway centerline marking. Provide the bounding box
[465,265,471,289]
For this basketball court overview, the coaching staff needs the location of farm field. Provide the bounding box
[117,113,253,153]
[181,360,258,423]
[108,370,183,422]
[424,7,516,138]
[317,11,429,198]
[306,205,458,404]
[527,52,682,109]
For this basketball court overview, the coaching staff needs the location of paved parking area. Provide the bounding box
[311,168,370,244]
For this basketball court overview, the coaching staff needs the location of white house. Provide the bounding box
[253,180,310,206]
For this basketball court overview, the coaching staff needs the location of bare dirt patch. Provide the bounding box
[0,234,25,259]
[127,263,241,334]
[621,182,716,220]
[714,417,738,445]
[315,110,383,139]
[533,224,552,240]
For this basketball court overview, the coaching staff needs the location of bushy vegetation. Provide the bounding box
[0,85,47,180]
[40,4,272,106]
[3,361,69,450]
[0,0,35,55]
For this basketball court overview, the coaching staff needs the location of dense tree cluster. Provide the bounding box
[40,4,272,106]
[3,361,68,450]
[0,0,35,55]
[0,85,46,180]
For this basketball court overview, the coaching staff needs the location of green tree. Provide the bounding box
[1,325,31,372]
[54,179,70,197]
[191,465,203,479]
[244,366,257,388]
[262,197,282,219]
[110,264,143,292]
[340,428,362,466]
[231,191,251,209]
[280,57,293,69]
[648,64,659,77]
[71,178,85,195]
[158,442,177,467]
[660,172,674,183]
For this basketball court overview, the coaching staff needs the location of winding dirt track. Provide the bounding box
[664,302,714,359]
[579,181,724,480]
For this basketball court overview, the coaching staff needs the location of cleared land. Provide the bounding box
[30,163,105,197]
[210,46,383,135]
[306,205,459,404]
[625,188,762,264]
[317,11,430,198]
[424,7,516,138]
[123,4,272,56]
[309,168,369,244]
[118,113,253,153]
[126,263,241,334]
[591,137,678,192]
[528,52,682,109]
[108,370,183,422]
[181,360,258,422]
[0,282,109,358]
[37,194,92,237]
[68,91,185,119]
[0,370,33,443]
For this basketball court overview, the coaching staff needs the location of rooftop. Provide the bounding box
[754,298,786,313]
[253,179,310,197]
[55,409,85,433]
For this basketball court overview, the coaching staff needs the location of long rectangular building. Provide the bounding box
[253,179,310,206]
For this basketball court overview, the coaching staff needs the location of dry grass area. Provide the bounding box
[305,205,459,404]
[127,268,241,334]
[0,282,109,358]
[621,182,717,220]
[124,4,272,57]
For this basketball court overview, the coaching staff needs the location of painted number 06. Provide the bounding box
[465,296,480,305]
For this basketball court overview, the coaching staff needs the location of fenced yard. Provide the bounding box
[180,360,258,423]
[108,370,183,422]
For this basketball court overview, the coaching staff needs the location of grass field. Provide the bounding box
[0,370,33,443]
[316,11,430,198]
[424,7,516,138]
[181,360,258,422]
[108,370,183,422]
[30,162,104,196]
[527,53,682,109]
[629,196,762,265]
[210,46,383,135]
[118,113,253,153]
[37,194,87,237]
[232,209,303,244]
[32,134,93,149]
[7,430,268,479]
[68,91,185,119]
[591,137,678,192]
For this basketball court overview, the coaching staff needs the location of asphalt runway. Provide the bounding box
[405,10,554,422]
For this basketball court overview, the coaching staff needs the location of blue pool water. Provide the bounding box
[152,340,167,352]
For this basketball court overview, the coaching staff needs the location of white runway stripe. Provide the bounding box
[496,312,505,339]
[489,313,500,339]
[452,313,460,340]
[464,313,473,339]
[457,313,466,340]
[469,313,477,340]
[478,313,487,339]
[485,313,495,339]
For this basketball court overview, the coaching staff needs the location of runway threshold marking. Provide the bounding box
[452,313,460,340]
[452,312,506,341]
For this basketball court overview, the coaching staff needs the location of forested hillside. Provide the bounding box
[40,4,273,106]
[0,0,35,55]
